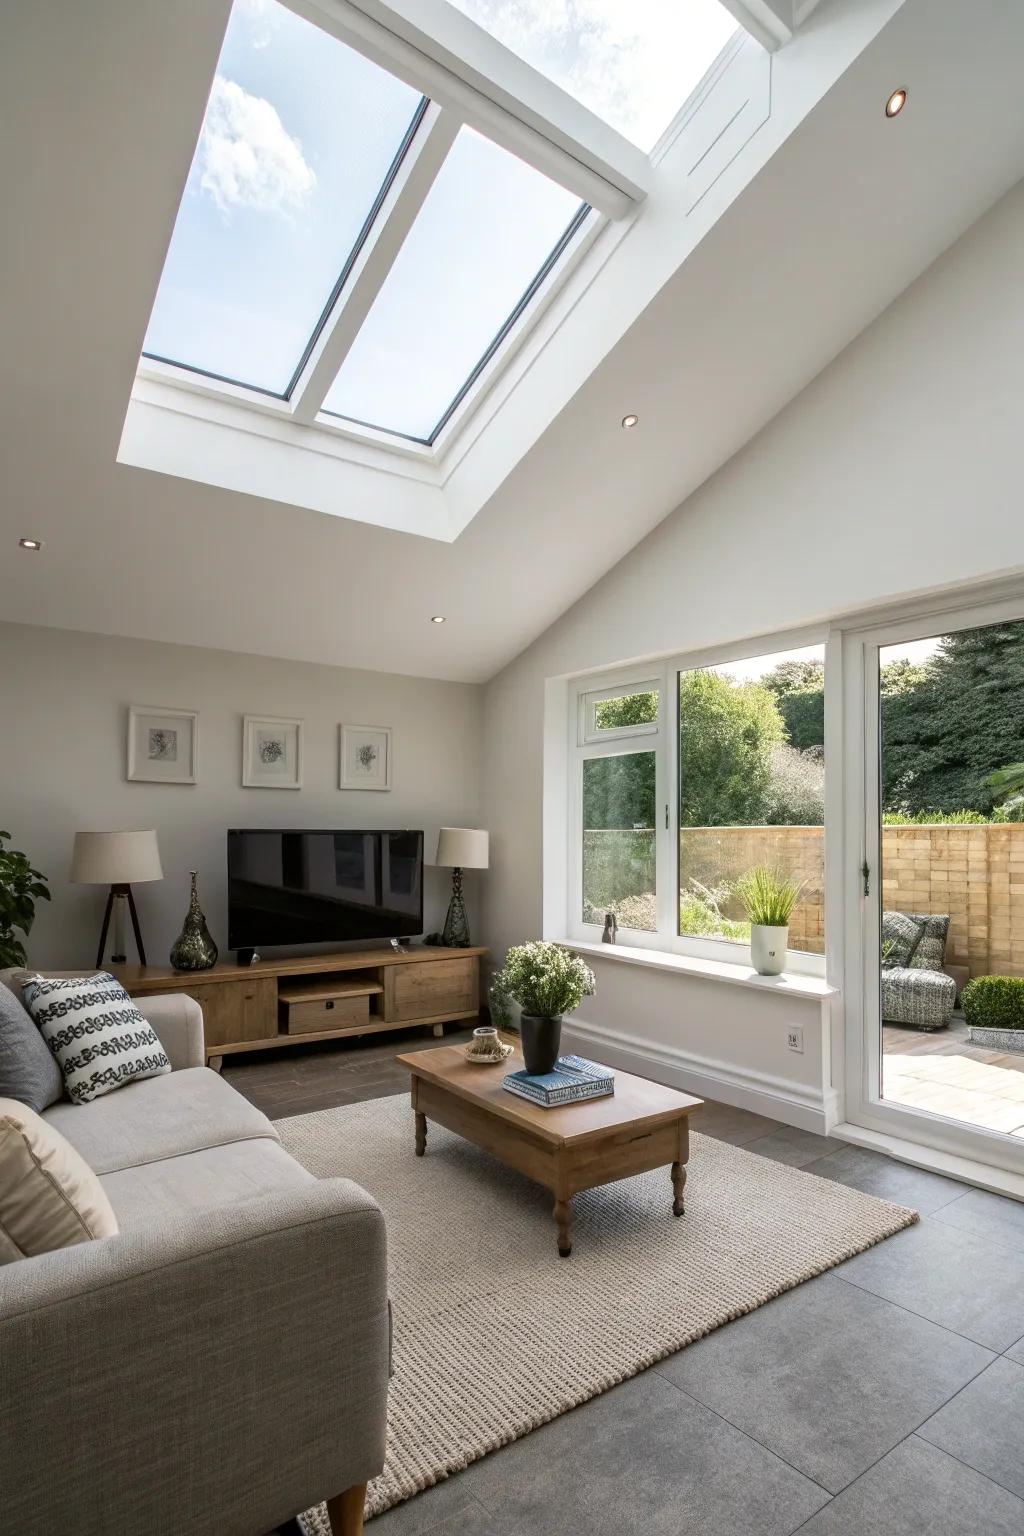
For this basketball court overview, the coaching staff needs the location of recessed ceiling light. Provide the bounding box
[18,538,43,550]
[621,413,639,430]
[885,88,907,118]
[430,615,446,624]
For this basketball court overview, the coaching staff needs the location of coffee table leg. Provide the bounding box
[672,1161,686,1216]
[554,1197,572,1257]
[415,1111,427,1157]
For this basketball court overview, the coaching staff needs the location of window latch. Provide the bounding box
[861,860,870,897]
[665,803,670,830]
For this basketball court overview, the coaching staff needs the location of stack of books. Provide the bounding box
[503,1054,615,1108]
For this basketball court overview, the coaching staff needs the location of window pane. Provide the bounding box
[592,688,659,732]
[583,752,656,931]
[448,0,738,151]
[678,646,825,952]
[143,0,424,394]
[322,127,583,441]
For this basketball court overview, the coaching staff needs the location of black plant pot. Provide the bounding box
[520,1013,562,1075]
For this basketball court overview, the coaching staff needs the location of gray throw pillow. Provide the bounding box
[881,910,926,969]
[907,913,951,972]
[0,981,63,1112]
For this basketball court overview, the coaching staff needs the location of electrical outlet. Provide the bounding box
[786,1026,804,1054]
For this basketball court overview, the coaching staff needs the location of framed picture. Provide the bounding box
[339,724,392,791]
[243,715,303,790]
[126,706,197,784]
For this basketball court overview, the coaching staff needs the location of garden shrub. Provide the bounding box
[962,975,1024,1032]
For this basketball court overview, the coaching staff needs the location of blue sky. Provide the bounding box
[144,0,735,433]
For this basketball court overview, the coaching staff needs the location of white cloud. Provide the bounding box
[198,75,316,215]
[238,0,279,50]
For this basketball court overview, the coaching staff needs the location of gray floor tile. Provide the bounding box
[797,1435,1024,1535]
[1007,1334,1024,1364]
[367,1479,490,1536]
[467,1370,830,1536]
[689,1101,783,1146]
[837,1215,1024,1351]
[931,1186,1024,1253]
[655,1273,992,1493]
[809,1145,965,1214]
[744,1126,838,1168]
[917,1355,1024,1500]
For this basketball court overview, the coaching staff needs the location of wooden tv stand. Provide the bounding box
[111,945,487,1069]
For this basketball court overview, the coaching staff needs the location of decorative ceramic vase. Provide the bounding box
[750,924,788,976]
[441,867,471,947]
[170,871,218,971]
[520,1013,562,1075]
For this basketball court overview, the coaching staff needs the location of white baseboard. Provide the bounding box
[563,1016,839,1136]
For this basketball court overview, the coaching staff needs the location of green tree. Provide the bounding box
[882,620,1024,813]
[760,659,824,700]
[679,671,784,826]
[760,659,824,751]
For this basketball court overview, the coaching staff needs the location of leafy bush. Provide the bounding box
[962,975,1024,1032]
[882,809,990,825]
[583,893,657,931]
[736,865,804,927]
[492,941,596,1020]
[679,880,750,942]
[0,832,50,968]
[764,743,825,826]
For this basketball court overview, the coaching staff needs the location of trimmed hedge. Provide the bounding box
[962,975,1024,1032]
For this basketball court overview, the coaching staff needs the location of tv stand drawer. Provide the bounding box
[384,957,477,1023]
[283,993,370,1034]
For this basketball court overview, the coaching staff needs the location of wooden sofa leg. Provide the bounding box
[326,1483,367,1536]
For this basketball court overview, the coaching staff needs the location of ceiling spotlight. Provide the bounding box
[621,413,639,430]
[885,87,907,118]
[430,615,446,624]
[18,538,43,551]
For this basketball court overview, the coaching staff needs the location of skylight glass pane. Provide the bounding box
[143,0,423,395]
[322,127,582,441]
[447,0,738,151]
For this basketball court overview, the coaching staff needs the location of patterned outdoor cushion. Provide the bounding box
[907,913,951,971]
[881,911,925,969]
[881,966,957,1029]
[21,973,171,1105]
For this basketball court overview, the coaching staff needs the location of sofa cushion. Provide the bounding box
[22,972,171,1104]
[881,910,926,968]
[0,981,63,1112]
[881,965,957,1029]
[0,1097,118,1263]
[100,1138,314,1230]
[907,913,951,971]
[43,1067,278,1175]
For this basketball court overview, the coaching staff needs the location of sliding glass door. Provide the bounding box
[844,597,1024,1174]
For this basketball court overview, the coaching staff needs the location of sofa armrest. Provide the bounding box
[0,1179,389,1536]
[135,991,205,1069]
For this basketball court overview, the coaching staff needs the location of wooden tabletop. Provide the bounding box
[396,1038,702,1147]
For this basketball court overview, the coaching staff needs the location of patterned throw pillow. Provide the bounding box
[907,914,951,972]
[22,973,171,1105]
[881,911,926,969]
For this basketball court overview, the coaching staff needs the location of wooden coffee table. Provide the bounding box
[396,1039,703,1256]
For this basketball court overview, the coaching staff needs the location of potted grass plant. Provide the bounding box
[492,941,596,1075]
[736,865,804,976]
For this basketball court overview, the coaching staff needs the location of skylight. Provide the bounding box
[144,0,425,395]
[445,0,738,151]
[322,127,585,442]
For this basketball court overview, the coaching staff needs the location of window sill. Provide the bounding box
[563,938,836,1000]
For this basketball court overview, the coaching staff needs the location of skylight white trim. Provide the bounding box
[288,0,648,217]
[290,101,460,424]
[720,0,794,51]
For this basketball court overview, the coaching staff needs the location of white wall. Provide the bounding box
[0,623,482,969]
[480,181,1024,1128]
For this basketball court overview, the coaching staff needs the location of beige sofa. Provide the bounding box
[0,980,390,1536]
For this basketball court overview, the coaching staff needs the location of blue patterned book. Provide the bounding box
[503,1055,615,1108]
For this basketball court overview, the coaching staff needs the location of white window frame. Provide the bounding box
[567,627,829,977]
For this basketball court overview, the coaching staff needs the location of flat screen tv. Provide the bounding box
[227,829,423,951]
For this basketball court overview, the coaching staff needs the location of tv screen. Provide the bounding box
[227,829,423,950]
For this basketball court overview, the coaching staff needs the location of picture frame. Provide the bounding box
[126,706,198,784]
[242,715,303,790]
[339,724,392,791]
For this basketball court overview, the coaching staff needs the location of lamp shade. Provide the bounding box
[435,827,489,870]
[71,830,163,885]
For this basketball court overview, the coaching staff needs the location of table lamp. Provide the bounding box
[434,828,489,948]
[71,830,163,967]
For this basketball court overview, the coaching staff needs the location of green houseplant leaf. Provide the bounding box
[735,865,804,927]
[0,831,51,969]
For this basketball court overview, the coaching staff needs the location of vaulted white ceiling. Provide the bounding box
[3,0,1024,682]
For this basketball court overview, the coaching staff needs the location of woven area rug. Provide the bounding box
[279,1094,917,1529]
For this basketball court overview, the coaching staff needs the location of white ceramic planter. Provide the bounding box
[966,1024,1024,1055]
[750,925,789,976]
